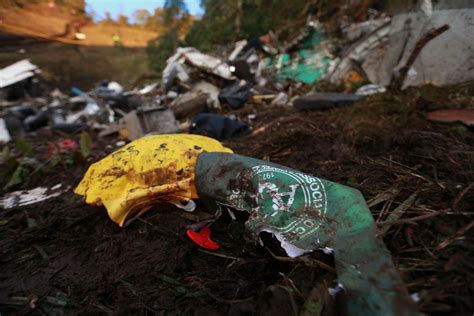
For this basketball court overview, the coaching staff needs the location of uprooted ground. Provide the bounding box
[0,83,473,314]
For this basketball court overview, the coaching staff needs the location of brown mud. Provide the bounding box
[1,83,473,314]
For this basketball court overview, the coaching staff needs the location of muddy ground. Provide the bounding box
[0,83,473,315]
[0,33,152,91]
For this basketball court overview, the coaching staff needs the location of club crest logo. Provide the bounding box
[250,165,328,238]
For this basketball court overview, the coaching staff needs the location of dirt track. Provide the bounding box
[1,83,473,314]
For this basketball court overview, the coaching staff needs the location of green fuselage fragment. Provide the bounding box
[195,152,417,315]
[262,27,333,84]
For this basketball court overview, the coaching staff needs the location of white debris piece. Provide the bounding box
[184,49,234,79]
[75,32,87,40]
[322,247,334,254]
[355,84,386,96]
[0,59,40,88]
[228,40,248,61]
[107,81,123,94]
[0,184,70,209]
[261,229,311,258]
[65,101,100,123]
[139,82,159,95]
[192,81,221,109]
[166,90,178,99]
[0,118,11,143]
[162,47,234,90]
[270,92,289,106]
[420,0,433,17]
[410,292,421,303]
[162,47,193,90]
[328,283,345,298]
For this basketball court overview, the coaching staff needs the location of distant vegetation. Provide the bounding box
[0,0,418,73]
[146,0,193,73]
[183,0,417,52]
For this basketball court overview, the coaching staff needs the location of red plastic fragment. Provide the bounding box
[58,139,79,151]
[48,138,80,157]
[186,226,220,250]
[426,109,474,126]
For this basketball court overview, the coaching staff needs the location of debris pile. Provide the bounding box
[2,0,472,144]
[329,1,474,89]
[1,1,473,314]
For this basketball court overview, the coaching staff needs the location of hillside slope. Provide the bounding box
[0,3,158,47]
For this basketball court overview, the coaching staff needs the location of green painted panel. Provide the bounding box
[195,152,417,316]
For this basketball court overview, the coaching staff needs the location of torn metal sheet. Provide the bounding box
[162,47,234,90]
[342,17,391,42]
[195,153,416,316]
[331,1,474,88]
[329,22,391,84]
[183,50,234,79]
[99,108,180,141]
[75,135,233,227]
[139,107,180,136]
[0,184,69,209]
[0,59,40,88]
[162,50,188,90]
[386,2,474,88]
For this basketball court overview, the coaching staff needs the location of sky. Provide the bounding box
[86,0,204,21]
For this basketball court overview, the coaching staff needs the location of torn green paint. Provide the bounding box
[263,26,334,84]
[195,152,417,316]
